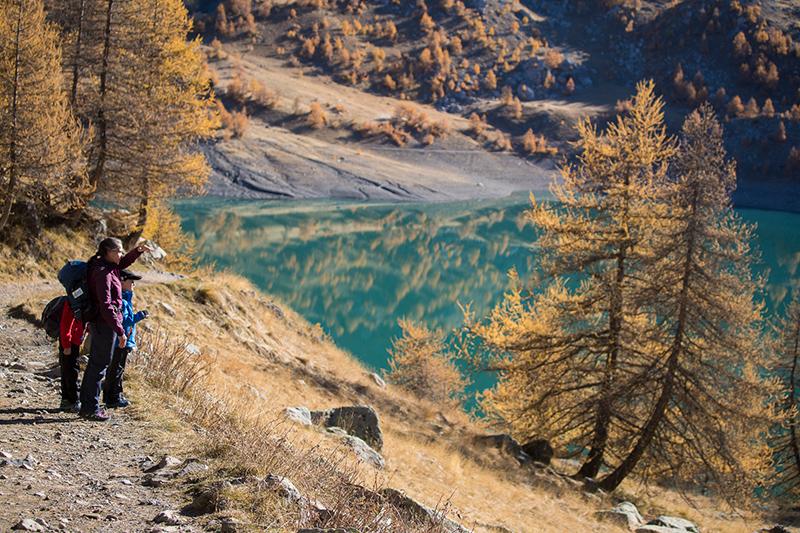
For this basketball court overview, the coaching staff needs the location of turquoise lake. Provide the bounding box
[176,196,800,383]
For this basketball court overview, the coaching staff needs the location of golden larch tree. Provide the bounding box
[468,81,675,478]
[0,0,86,233]
[596,105,777,495]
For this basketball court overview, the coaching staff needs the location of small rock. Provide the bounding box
[144,455,181,473]
[262,474,303,503]
[596,501,644,530]
[284,406,312,426]
[159,302,176,317]
[175,460,208,478]
[342,435,384,469]
[10,362,29,371]
[643,516,700,532]
[153,510,184,526]
[220,517,242,533]
[11,519,44,532]
[368,373,386,388]
[184,343,201,356]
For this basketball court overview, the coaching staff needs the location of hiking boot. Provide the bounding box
[79,409,110,422]
[59,399,81,413]
[105,396,130,409]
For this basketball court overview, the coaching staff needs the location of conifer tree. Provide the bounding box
[597,105,776,494]
[106,0,216,243]
[74,0,215,241]
[468,81,675,478]
[0,0,86,233]
[771,296,800,496]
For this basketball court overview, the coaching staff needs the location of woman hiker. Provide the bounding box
[79,237,151,421]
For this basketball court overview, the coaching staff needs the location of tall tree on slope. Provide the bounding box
[0,0,86,233]
[100,0,215,244]
[597,105,777,495]
[468,81,675,478]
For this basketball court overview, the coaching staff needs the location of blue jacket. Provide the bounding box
[121,290,146,350]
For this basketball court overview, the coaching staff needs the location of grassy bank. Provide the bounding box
[0,228,774,532]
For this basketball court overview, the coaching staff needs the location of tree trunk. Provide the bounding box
[124,175,149,248]
[88,0,112,189]
[0,1,24,233]
[69,0,86,106]
[788,320,800,482]
[598,186,700,492]
[577,185,631,479]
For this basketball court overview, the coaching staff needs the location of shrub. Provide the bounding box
[500,85,513,106]
[491,131,512,151]
[744,97,760,118]
[727,95,744,117]
[383,74,397,91]
[763,98,775,118]
[776,121,787,143]
[483,69,497,91]
[385,319,469,407]
[467,112,486,138]
[543,70,555,89]
[307,102,327,129]
[521,129,557,156]
[543,48,563,69]
[141,202,197,272]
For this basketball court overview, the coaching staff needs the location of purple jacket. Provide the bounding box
[88,249,142,336]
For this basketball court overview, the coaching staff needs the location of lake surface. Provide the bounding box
[176,196,800,382]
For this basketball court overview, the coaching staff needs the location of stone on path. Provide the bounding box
[154,509,185,526]
[11,519,45,532]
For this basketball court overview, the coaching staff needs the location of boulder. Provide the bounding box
[284,406,313,426]
[475,434,530,464]
[380,488,469,533]
[330,431,384,469]
[759,527,791,533]
[521,439,554,465]
[596,501,644,530]
[311,406,383,451]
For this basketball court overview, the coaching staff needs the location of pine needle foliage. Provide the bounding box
[0,0,87,233]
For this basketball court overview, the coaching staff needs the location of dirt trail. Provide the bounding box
[0,278,202,533]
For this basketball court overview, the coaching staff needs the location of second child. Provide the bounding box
[103,270,148,408]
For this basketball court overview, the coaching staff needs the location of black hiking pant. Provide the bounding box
[79,322,117,415]
[58,343,81,404]
[103,346,131,404]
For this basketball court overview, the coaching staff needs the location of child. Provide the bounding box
[103,270,148,408]
[58,303,86,412]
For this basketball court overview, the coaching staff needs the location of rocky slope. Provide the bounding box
[187,0,800,210]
